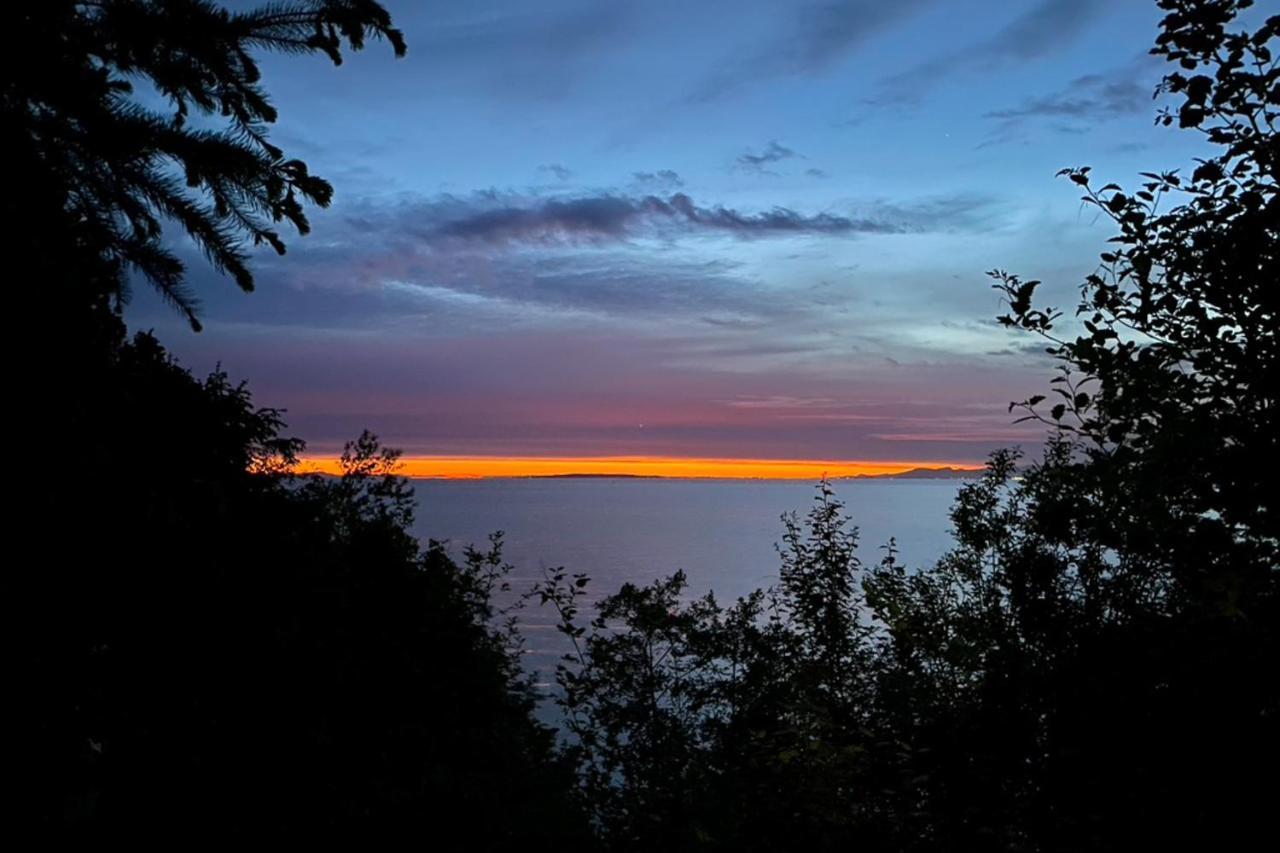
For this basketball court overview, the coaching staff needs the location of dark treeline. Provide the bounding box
[10,0,1277,849]
[538,3,1278,849]
[10,1,588,846]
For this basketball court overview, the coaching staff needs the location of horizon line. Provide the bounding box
[296,455,986,481]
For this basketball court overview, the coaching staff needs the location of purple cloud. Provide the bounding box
[431,192,889,245]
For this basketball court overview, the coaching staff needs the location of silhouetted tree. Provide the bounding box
[21,336,591,844]
[990,0,1276,616]
[539,483,902,852]
[859,1,1277,847]
[11,3,594,845]
[544,2,1277,850]
[6,0,403,332]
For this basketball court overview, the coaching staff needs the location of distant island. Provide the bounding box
[839,466,983,481]
[521,467,984,481]
[532,473,663,479]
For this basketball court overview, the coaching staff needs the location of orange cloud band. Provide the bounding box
[296,455,983,480]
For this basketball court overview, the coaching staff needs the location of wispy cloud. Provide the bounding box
[537,163,574,181]
[426,192,894,245]
[736,140,800,173]
[188,186,1004,339]
[974,0,1104,60]
[631,169,685,190]
[410,4,631,100]
[870,0,1107,107]
[720,395,840,410]
[689,0,937,102]
[229,239,786,329]
[987,75,1147,122]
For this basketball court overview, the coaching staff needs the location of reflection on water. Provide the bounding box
[410,478,964,699]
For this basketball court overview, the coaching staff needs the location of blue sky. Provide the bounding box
[129,0,1219,463]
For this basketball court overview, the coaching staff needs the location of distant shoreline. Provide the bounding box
[300,458,986,481]
[401,467,984,482]
[531,473,662,479]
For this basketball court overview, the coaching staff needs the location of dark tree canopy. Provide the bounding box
[12,0,1277,848]
[20,336,591,843]
[4,0,404,329]
[991,0,1277,616]
[538,3,1279,850]
[11,3,593,845]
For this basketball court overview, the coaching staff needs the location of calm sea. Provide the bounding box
[409,478,964,690]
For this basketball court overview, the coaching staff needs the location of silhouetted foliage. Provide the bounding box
[6,0,403,331]
[21,334,591,844]
[12,2,593,845]
[537,485,902,851]
[15,0,1277,847]
[541,2,1278,850]
[991,0,1277,616]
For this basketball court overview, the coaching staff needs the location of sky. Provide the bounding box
[127,0,1215,473]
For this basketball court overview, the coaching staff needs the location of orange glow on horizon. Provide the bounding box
[296,455,983,480]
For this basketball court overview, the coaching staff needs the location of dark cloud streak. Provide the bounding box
[431,192,890,245]
[870,0,1107,106]
[736,140,799,171]
[632,169,684,189]
[689,0,937,102]
[985,71,1151,124]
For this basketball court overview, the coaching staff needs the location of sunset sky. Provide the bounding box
[126,0,1214,472]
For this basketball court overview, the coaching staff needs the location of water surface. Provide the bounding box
[409,478,964,682]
